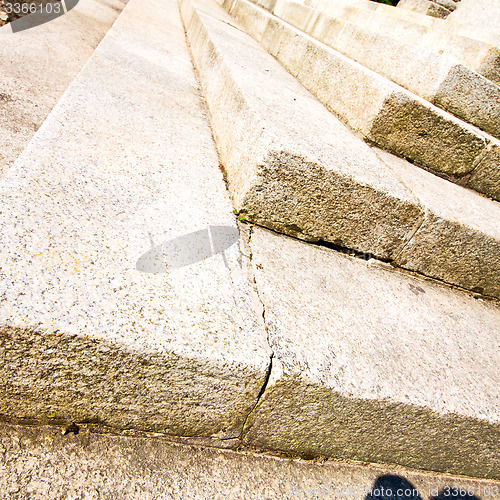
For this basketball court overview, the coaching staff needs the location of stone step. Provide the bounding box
[242,225,500,480]
[0,0,127,177]
[181,0,500,298]
[398,0,453,18]
[2,423,500,497]
[361,0,500,43]
[267,0,500,140]
[432,0,460,11]
[308,0,500,80]
[0,0,272,437]
[221,0,500,203]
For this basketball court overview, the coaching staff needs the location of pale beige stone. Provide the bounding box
[0,0,127,176]
[448,0,500,34]
[0,0,271,436]
[284,0,500,85]
[2,423,499,498]
[398,0,451,18]
[375,148,500,298]
[224,0,494,182]
[181,0,425,259]
[467,142,500,201]
[242,226,500,479]
[185,0,500,295]
[268,0,500,139]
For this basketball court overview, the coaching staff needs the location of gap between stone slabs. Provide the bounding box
[180,0,500,299]
[0,0,272,439]
[239,225,500,480]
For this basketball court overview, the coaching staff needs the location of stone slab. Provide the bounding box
[448,0,500,33]
[352,0,500,48]
[432,0,458,11]
[433,62,500,140]
[241,226,500,479]
[468,142,500,201]
[302,0,500,137]
[295,0,500,86]
[222,0,496,185]
[184,0,500,296]
[0,0,271,437]
[181,0,425,260]
[398,0,452,18]
[0,0,127,177]
[2,423,500,499]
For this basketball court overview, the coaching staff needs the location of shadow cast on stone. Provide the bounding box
[136,225,239,273]
[366,475,423,500]
[9,0,78,32]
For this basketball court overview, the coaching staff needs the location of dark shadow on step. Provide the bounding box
[366,475,482,500]
[366,475,423,500]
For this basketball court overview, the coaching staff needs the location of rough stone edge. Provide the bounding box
[225,0,495,186]
[237,226,500,480]
[186,0,500,300]
[2,421,500,497]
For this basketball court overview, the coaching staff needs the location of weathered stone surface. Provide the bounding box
[223,0,493,181]
[269,0,500,140]
[433,64,500,139]
[181,0,425,259]
[0,0,127,177]
[344,0,500,48]
[367,93,485,177]
[242,226,500,479]
[0,0,271,436]
[467,141,500,201]
[186,0,500,294]
[2,423,500,499]
[292,0,500,86]
[432,0,458,11]
[374,149,500,298]
[230,0,500,201]
[448,0,500,34]
[398,0,452,18]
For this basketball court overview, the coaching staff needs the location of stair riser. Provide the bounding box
[223,0,500,202]
[271,0,500,139]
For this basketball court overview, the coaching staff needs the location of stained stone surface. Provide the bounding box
[433,64,500,140]
[181,0,426,259]
[467,141,500,201]
[0,0,498,482]
[242,226,500,479]
[374,148,500,299]
[265,0,500,140]
[448,0,500,34]
[2,423,500,499]
[182,0,500,296]
[0,0,271,437]
[398,0,452,18]
[324,0,500,84]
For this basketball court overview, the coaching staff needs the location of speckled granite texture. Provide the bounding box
[0,0,271,437]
